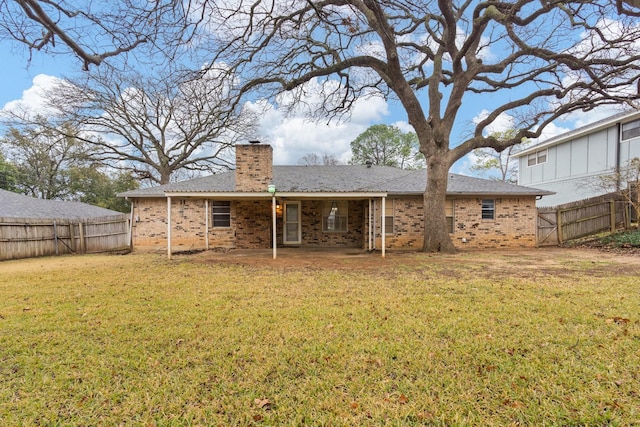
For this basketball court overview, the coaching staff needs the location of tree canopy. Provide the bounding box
[350,124,423,169]
[197,0,640,251]
[470,130,527,183]
[4,1,640,251]
[0,0,189,69]
[1,119,138,211]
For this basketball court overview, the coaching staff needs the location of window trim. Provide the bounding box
[211,201,231,228]
[481,199,495,220]
[527,149,548,167]
[445,199,454,233]
[283,201,302,244]
[621,119,640,141]
[383,199,394,235]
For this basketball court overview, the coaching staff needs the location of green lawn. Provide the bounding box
[1,250,638,426]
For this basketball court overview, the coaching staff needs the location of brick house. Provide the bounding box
[119,143,553,257]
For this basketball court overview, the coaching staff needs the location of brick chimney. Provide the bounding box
[235,142,273,192]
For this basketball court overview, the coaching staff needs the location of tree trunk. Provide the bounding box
[423,156,457,253]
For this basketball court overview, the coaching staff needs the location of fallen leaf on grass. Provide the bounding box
[503,399,524,408]
[417,411,435,421]
[254,398,272,410]
[398,394,409,404]
[606,317,630,325]
[350,401,359,410]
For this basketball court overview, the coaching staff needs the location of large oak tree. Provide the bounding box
[195,0,640,252]
[45,67,258,185]
[4,1,640,251]
[0,0,189,69]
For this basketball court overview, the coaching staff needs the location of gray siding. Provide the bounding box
[519,121,638,206]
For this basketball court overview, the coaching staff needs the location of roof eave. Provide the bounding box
[163,191,388,199]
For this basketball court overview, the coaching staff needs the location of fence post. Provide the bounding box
[556,209,563,245]
[53,221,59,255]
[69,222,76,252]
[79,222,85,254]
[610,200,616,232]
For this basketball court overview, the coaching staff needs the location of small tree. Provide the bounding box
[470,130,528,183]
[596,158,640,228]
[67,168,139,213]
[349,124,424,169]
[0,151,18,191]
[1,118,92,199]
[299,153,342,166]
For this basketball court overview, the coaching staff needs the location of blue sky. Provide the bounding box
[0,38,614,176]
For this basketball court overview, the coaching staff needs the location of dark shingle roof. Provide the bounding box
[0,189,125,219]
[119,165,552,198]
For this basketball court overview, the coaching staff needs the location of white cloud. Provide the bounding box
[531,121,572,145]
[392,120,413,133]
[471,109,515,135]
[0,74,63,118]
[246,79,390,164]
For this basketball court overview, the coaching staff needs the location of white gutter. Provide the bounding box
[163,191,388,199]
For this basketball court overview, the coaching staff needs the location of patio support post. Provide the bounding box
[205,199,209,250]
[381,196,386,257]
[368,199,372,251]
[167,196,172,260]
[272,196,277,259]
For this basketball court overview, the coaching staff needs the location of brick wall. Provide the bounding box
[132,195,538,251]
[132,198,274,250]
[370,196,537,249]
[235,144,273,192]
[274,200,364,247]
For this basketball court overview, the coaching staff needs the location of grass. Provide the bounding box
[0,250,639,426]
[600,229,640,247]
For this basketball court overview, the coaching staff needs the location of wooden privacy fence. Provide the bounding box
[0,214,130,261]
[537,194,629,246]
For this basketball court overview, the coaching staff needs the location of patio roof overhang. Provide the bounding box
[164,191,389,261]
[163,191,388,199]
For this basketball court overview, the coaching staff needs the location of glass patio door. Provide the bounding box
[283,202,301,244]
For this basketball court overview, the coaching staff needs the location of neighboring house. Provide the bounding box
[0,189,124,219]
[0,189,128,261]
[119,143,552,257]
[517,109,640,207]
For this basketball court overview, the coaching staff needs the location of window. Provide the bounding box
[481,199,495,220]
[445,199,454,233]
[527,149,547,166]
[383,199,394,234]
[323,201,348,232]
[212,201,231,227]
[621,119,640,141]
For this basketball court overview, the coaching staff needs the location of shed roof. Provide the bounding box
[0,189,125,219]
[119,165,552,198]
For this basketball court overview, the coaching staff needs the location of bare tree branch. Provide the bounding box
[194,0,640,252]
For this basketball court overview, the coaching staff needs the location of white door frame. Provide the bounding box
[283,201,302,245]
